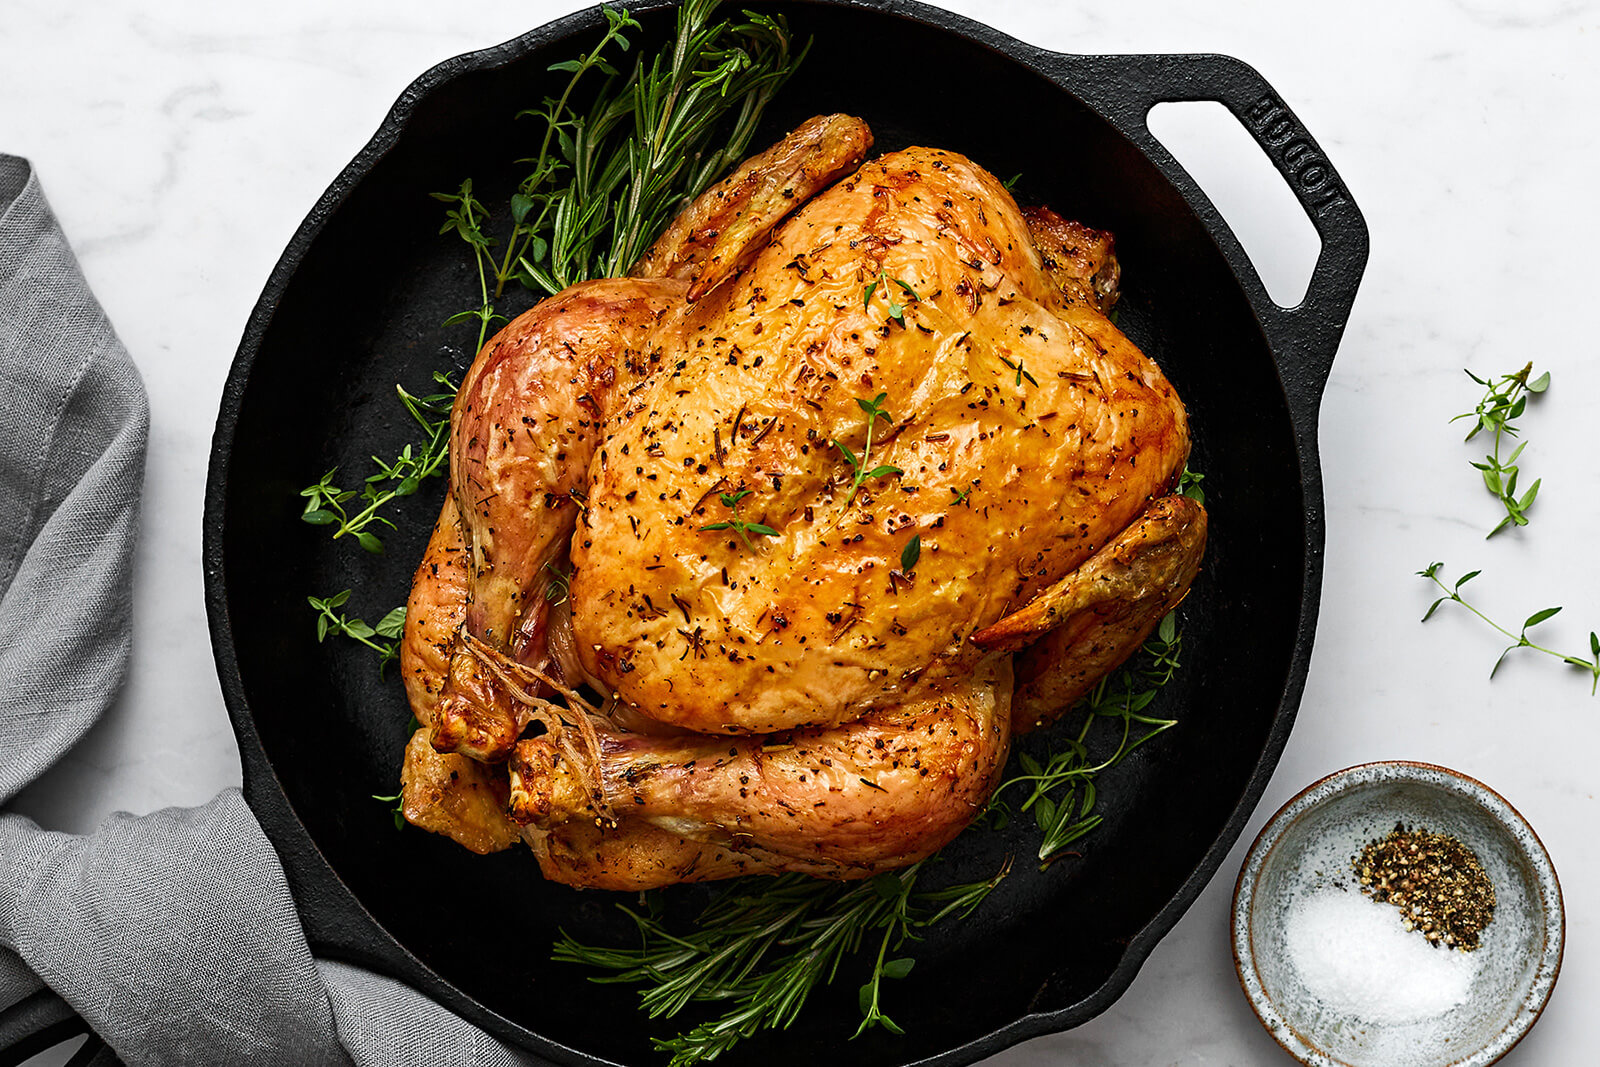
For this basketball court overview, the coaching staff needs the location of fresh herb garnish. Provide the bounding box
[553,858,1009,1065]
[554,615,1188,1060]
[298,372,457,554]
[544,561,574,606]
[1178,466,1206,504]
[998,354,1037,387]
[862,270,919,326]
[900,533,922,573]
[308,590,406,675]
[440,0,804,341]
[700,488,780,551]
[303,0,801,666]
[949,485,974,508]
[432,180,509,354]
[1419,562,1599,692]
[1453,361,1550,537]
[833,392,902,512]
[988,612,1182,865]
[371,791,405,832]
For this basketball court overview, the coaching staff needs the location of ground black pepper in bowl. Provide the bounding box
[1354,823,1496,951]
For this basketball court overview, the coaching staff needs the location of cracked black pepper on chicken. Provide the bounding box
[395,114,1207,889]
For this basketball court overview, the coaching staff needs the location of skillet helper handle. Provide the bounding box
[1041,52,1370,435]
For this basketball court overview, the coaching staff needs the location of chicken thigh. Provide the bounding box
[399,114,1205,888]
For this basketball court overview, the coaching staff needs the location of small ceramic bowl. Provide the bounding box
[1232,761,1563,1067]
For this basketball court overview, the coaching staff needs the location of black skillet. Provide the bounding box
[204,1,1367,1063]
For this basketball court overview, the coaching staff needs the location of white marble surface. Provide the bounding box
[2,1,1596,1063]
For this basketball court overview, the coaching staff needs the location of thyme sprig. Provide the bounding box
[1453,361,1550,537]
[1419,562,1600,692]
[833,393,901,512]
[553,858,1009,1066]
[700,489,779,551]
[862,270,919,326]
[299,372,456,554]
[989,613,1182,865]
[307,590,406,675]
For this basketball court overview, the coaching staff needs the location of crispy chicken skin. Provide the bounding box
[398,115,1204,885]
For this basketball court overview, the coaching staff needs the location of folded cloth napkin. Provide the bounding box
[0,155,544,1066]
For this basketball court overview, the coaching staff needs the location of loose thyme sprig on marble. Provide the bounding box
[1419,562,1600,693]
[1453,361,1550,537]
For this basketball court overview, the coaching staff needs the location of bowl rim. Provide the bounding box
[1230,759,1566,1067]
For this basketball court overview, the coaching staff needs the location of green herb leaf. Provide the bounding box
[1524,606,1562,629]
[900,534,921,573]
[881,957,915,980]
[375,606,407,639]
[1457,362,1548,536]
[1419,563,1599,694]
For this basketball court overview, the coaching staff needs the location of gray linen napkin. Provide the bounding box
[0,154,543,1067]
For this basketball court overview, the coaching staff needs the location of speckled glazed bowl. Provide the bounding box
[1233,761,1563,1067]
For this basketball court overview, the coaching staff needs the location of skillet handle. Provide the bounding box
[1039,52,1369,436]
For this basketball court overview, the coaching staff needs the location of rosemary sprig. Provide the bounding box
[304,1,802,666]
[833,393,901,512]
[1419,562,1599,692]
[298,371,457,554]
[441,0,803,323]
[1453,361,1550,537]
[989,613,1182,865]
[554,613,1191,1062]
[862,270,919,326]
[700,488,780,551]
[307,590,406,675]
[554,858,1009,1065]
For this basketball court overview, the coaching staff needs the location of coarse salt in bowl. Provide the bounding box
[1232,761,1563,1067]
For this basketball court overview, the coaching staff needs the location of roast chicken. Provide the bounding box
[397,114,1206,889]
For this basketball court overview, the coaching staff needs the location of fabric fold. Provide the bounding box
[0,154,541,1065]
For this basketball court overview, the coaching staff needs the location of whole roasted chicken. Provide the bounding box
[398,115,1206,889]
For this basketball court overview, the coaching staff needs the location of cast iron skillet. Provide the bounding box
[203,1,1368,1063]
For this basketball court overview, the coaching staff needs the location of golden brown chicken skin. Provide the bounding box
[398,114,1204,887]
